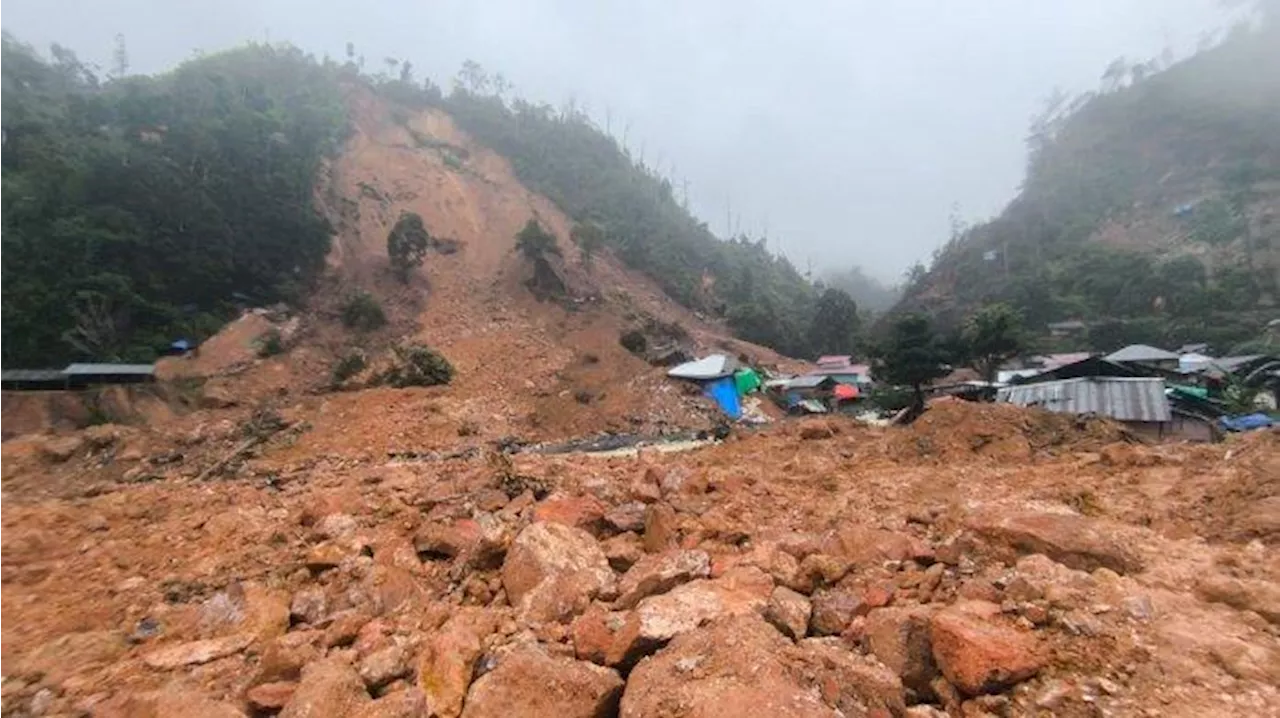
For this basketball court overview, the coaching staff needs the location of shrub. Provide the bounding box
[387,212,430,281]
[341,291,387,331]
[375,343,454,387]
[331,349,367,384]
[256,328,285,357]
[867,384,914,414]
[619,330,647,354]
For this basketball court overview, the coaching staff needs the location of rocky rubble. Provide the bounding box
[1,403,1278,717]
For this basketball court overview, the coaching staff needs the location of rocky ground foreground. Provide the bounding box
[2,401,1278,717]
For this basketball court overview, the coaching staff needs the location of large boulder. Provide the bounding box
[280,659,371,718]
[92,687,246,718]
[929,601,1044,696]
[460,644,623,718]
[503,522,616,623]
[864,606,939,698]
[614,550,711,609]
[965,510,1144,574]
[620,615,840,718]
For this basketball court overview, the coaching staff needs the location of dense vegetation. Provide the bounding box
[894,17,1280,354]
[438,70,833,357]
[2,35,348,365]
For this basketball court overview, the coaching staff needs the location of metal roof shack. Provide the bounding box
[997,377,1171,423]
[1105,344,1179,364]
[1,369,69,390]
[62,363,156,387]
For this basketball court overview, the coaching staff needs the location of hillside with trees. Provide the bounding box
[892,14,1280,354]
[1,35,876,366]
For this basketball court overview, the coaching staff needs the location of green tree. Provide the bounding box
[807,288,860,358]
[387,211,430,281]
[870,313,952,415]
[515,219,560,261]
[962,303,1026,384]
[570,220,605,266]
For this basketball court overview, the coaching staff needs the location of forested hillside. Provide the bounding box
[894,16,1280,353]
[2,36,870,365]
[1,36,348,365]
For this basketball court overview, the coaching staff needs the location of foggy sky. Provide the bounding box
[3,1,1232,282]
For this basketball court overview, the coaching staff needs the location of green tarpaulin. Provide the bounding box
[733,368,762,395]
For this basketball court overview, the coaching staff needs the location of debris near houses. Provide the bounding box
[3,395,1278,718]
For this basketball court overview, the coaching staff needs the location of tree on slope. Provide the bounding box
[570,220,605,267]
[387,212,431,282]
[870,313,951,419]
[961,302,1026,384]
[515,219,560,261]
[807,287,861,358]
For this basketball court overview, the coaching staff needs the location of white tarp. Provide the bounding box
[667,353,739,380]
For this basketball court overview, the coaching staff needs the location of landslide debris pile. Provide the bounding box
[3,403,1278,718]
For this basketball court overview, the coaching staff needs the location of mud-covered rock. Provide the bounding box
[142,633,253,669]
[280,658,371,718]
[764,586,812,640]
[864,606,939,697]
[621,615,839,718]
[929,600,1044,696]
[502,521,616,623]
[614,549,711,609]
[460,644,623,718]
[417,608,497,718]
[966,510,1143,574]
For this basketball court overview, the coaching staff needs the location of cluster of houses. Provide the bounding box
[667,345,1279,441]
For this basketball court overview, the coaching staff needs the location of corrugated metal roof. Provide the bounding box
[785,375,836,390]
[1105,344,1178,363]
[997,377,1170,422]
[62,363,156,376]
[1,369,68,382]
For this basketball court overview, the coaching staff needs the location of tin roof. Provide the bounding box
[1105,344,1179,363]
[62,363,156,376]
[785,375,837,390]
[997,377,1170,422]
[1,369,68,383]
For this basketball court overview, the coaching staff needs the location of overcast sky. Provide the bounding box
[3,1,1232,282]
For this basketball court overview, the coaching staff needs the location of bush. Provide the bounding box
[867,385,915,414]
[256,328,285,357]
[619,330,647,354]
[331,349,367,384]
[375,343,454,387]
[387,212,430,281]
[341,292,387,331]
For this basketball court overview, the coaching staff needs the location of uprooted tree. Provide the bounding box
[869,313,952,421]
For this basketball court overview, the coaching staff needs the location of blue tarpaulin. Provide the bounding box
[1219,413,1274,432]
[170,339,192,352]
[703,376,742,419]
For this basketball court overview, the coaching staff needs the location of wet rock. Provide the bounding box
[417,608,498,718]
[966,510,1143,574]
[765,586,812,640]
[350,688,429,718]
[864,606,939,697]
[359,645,410,689]
[533,494,608,535]
[502,521,616,623]
[642,503,678,553]
[290,588,329,625]
[460,644,623,718]
[142,633,254,669]
[281,658,371,718]
[246,682,298,711]
[614,549,711,609]
[929,600,1044,696]
[621,615,839,718]
[601,532,644,572]
[809,589,864,636]
[40,435,85,463]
